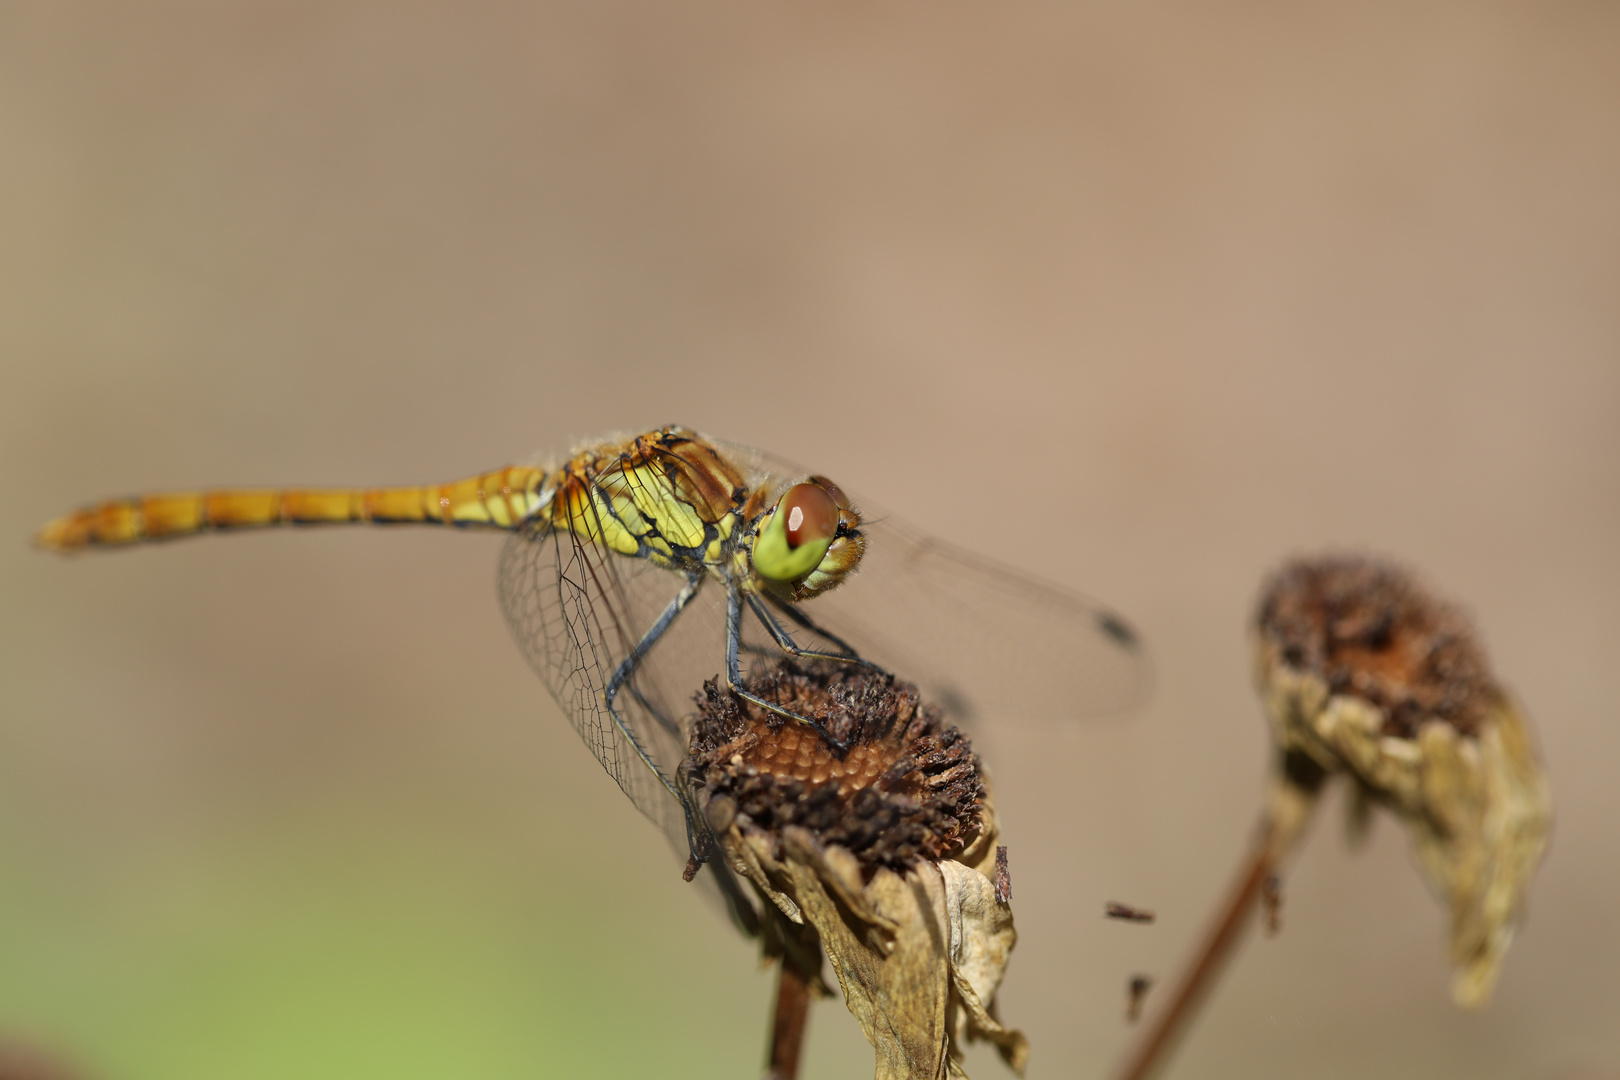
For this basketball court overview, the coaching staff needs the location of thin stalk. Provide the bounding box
[1110,773,1318,1080]
[1109,832,1274,1080]
[765,956,813,1080]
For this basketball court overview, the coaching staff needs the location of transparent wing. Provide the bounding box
[722,441,1150,727]
[496,518,728,853]
[800,515,1150,726]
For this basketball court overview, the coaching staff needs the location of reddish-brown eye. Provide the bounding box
[781,483,838,549]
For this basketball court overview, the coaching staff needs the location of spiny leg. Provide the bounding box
[751,593,885,673]
[727,583,850,752]
[603,570,705,821]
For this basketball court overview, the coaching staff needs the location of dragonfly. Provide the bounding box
[35,425,1148,872]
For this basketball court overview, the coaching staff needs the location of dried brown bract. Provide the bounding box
[1254,554,1553,1008]
[1260,875,1283,936]
[687,660,1027,1079]
[1105,902,1156,924]
[1125,975,1154,1023]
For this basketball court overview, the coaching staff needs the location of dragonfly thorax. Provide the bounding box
[547,426,866,604]
[546,428,751,573]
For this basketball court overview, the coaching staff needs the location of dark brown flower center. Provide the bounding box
[687,660,984,873]
[1256,555,1496,738]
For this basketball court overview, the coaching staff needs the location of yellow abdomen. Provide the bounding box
[34,466,553,551]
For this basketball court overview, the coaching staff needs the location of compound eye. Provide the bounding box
[782,483,838,550]
[752,483,839,582]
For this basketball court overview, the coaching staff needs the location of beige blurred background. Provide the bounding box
[2,3,1616,1078]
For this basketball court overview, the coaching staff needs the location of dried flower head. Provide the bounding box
[1254,555,1553,1008]
[687,660,1027,1079]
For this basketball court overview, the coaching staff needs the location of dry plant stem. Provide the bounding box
[766,956,814,1080]
[1109,835,1272,1080]
[1110,775,1316,1080]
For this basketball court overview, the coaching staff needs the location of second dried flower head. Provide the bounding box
[1254,555,1553,1008]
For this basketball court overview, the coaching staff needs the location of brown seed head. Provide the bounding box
[690,659,1026,1076]
[1256,555,1497,739]
[687,660,985,873]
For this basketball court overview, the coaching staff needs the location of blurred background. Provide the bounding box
[1,3,1616,1078]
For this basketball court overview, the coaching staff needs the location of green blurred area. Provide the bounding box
[0,785,805,1079]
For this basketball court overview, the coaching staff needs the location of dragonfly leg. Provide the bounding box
[753,593,886,674]
[675,756,720,880]
[623,657,688,739]
[603,570,706,808]
[727,584,851,753]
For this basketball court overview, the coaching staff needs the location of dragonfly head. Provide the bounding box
[748,477,865,601]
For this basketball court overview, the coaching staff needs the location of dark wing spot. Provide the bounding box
[1097,611,1139,650]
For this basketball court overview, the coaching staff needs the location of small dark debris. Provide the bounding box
[1126,974,1155,1023]
[1106,901,1156,924]
[1261,874,1283,935]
